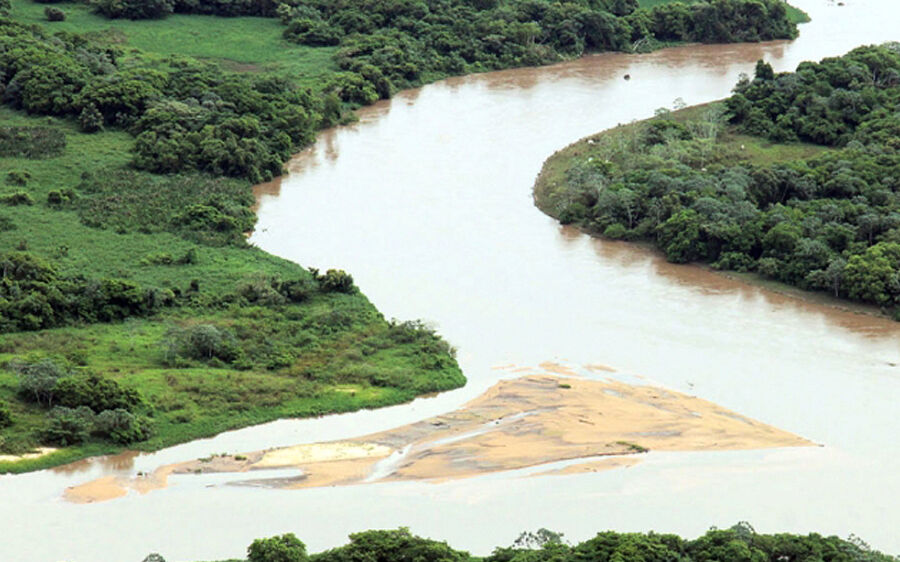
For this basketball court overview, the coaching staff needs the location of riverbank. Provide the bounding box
[532,82,894,318]
[62,365,811,502]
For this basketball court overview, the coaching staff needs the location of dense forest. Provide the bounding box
[0,0,801,183]
[536,44,900,314]
[147,524,899,562]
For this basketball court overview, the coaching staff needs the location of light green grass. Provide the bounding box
[9,0,337,83]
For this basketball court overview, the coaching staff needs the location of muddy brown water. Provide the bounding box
[2,1,899,560]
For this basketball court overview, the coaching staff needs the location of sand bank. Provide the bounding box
[63,372,811,502]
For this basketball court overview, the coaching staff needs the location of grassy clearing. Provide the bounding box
[8,0,337,83]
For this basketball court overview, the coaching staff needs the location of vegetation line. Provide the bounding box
[535,45,900,318]
[149,523,898,561]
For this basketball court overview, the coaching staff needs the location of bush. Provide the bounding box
[712,252,756,272]
[76,170,255,246]
[91,0,174,19]
[310,268,355,293]
[163,324,241,365]
[0,191,35,206]
[11,358,69,406]
[603,223,628,240]
[94,409,152,444]
[78,103,104,133]
[0,402,12,428]
[5,170,30,186]
[43,406,94,446]
[54,373,143,413]
[44,6,66,20]
[46,189,76,207]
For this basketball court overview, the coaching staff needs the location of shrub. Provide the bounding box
[176,248,198,265]
[76,170,254,246]
[0,191,35,206]
[78,103,104,133]
[11,358,69,406]
[603,223,628,240]
[163,324,241,365]
[91,0,174,19]
[94,408,152,444]
[5,170,30,186]
[43,406,94,446]
[237,277,287,306]
[46,189,76,207]
[712,252,756,272]
[54,373,143,413]
[44,6,66,20]
[310,268,355,293]
[0,402,12,428]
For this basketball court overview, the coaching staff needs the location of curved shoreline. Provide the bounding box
[531,106,892,324]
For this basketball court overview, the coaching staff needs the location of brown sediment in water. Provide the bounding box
[63,369,811,502]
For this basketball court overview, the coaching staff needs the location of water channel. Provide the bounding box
[2,1,898,560]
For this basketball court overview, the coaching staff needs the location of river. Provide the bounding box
[2,1,899,560]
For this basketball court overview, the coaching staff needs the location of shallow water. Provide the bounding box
[2,1,899,560]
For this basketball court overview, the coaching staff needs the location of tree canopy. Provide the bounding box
[539,44,900,315]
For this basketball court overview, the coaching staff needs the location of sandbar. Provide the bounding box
[62,372,811,502]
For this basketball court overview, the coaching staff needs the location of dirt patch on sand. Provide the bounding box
[62,372,811,502]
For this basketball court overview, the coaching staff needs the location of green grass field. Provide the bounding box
[8,0,337,83]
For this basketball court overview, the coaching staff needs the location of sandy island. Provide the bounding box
[63,371,811,503]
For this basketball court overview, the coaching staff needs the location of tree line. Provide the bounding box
[141,524,898,562]
[3,0,799,183]
[540,44,900,314]
[281,0,798,105]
